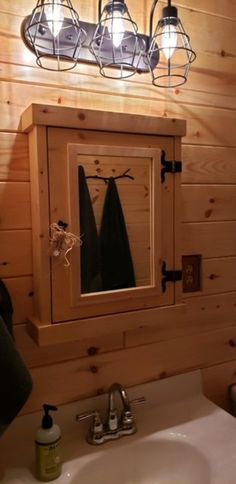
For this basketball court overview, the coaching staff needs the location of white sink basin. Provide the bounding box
[1,371,236,483]
[70,438,211,484]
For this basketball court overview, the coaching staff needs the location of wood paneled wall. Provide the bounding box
[1,0,236,414]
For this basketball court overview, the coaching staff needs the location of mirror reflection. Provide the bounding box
[77,153,152,294]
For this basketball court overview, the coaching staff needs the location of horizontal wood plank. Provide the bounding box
[0,59,236,110]
[173,0,236,18]
[0,181,31,229]
[0,1,97,22]
[3,276,33,325]
[125,291,236,347]
[2,0,236,20]
[0,132,29,181]
[188,257,236,297]
[182,185,236,222]
[182,145,236,184]
[0,230,32,277]
[182,222,236,258]
[15,324,124,369]
[179,7,236,57]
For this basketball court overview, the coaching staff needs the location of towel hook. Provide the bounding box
[84,168,134,183]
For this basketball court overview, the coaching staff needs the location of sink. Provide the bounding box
[70,438,211,484]
[1,370,236,483]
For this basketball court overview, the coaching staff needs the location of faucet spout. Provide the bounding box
[108,382,131,414]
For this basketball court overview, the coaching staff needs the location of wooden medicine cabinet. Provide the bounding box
[21,104,186,346]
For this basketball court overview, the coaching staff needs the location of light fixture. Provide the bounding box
[90,0,144,80]
[148,0,196,87]
[21,0,86,71]
[21,0,196,86]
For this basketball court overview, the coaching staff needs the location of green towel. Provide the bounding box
[78,166,102,293]
[100,177,136,291]
[0,282,33,437]
[0,280,13,338]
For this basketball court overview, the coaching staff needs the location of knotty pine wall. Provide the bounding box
[1,0,236,414]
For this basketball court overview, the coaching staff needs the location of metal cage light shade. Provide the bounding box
[23,0,86,71]
[148,3,196,88]
[90,0,145,80]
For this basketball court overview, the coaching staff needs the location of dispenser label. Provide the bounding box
[35,438,62,480]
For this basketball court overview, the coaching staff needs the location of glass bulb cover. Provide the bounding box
[161,24,178,60]
[108,10,125,48]
[45,1,64,37]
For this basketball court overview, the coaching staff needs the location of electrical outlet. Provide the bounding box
[182,255,201,293]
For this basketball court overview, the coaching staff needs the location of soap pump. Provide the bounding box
[35,404,62,482]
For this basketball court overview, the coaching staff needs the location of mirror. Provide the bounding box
[68,143,160,296]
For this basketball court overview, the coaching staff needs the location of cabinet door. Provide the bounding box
[48,128,175,323]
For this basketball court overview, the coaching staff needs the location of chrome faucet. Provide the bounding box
[107,382,136,434]
[76,383,145,445]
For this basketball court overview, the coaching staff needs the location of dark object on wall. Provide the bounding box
[0,280,14,338]
[86,168,134,184]
[100,177,136,291]
[0,281,33,437]
[182,254,202,293]
[78,165,102,293]
[228,383,236,417]
[57,219,68,231]
[161,150,182,184]
[161,261,182,293]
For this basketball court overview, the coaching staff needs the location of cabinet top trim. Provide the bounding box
[21,104,186,137]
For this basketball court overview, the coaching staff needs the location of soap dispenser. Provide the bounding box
[35,404,62,482]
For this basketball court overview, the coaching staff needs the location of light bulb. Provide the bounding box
[108,10,125,48]
[161,23,177,60]
[45,1,64,37]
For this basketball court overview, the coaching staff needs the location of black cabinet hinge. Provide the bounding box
[161,150,182,183]
[161,261,182,293]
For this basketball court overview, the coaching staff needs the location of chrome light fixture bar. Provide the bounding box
[21,0,196,86]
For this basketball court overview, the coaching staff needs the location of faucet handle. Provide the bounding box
[108,408,119,431]
[130,396,146,406]
[121,396,146,431]
[76,410,104,444]
[76,409,98,421]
